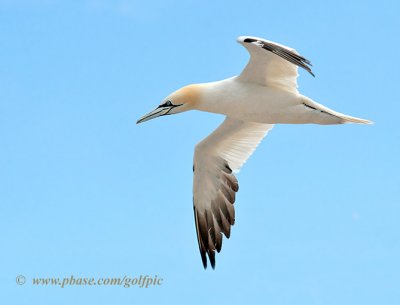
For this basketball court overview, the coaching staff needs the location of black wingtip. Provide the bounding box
[208,251,216,269]
[243,37,315,78]
[243,38,256,43]
[201,251,207,269]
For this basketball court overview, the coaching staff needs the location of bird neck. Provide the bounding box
[192,79,235,115]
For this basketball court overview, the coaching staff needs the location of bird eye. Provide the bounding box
[159,100,173,108]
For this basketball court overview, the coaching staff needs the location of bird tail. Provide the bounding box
[302,97,373,125]
[338,114,373,124]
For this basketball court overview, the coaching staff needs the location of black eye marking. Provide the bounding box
[158,100,173,108]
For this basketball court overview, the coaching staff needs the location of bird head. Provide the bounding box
[136,84,202,124]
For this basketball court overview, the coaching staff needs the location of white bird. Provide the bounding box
[137,36,371,269]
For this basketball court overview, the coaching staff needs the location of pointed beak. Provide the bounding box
[136,106,172,124]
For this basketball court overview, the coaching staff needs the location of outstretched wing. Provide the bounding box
[193,117,274,268]
[237,36,314,93]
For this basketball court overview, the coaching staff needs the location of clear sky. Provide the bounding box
[1,0,399,304]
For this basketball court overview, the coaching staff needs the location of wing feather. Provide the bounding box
[193,117,273,268]
[237,36,314,93]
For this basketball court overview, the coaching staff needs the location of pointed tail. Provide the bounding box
[338,114,373,124]
[302,97,373,125]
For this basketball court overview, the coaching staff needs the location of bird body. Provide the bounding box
[137,35,372,269]
[187,78,364,125]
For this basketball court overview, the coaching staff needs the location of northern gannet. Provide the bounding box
[137,36,372,269]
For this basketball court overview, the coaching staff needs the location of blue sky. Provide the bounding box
[1,0,399,304]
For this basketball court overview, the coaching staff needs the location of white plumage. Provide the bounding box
[137,35,371,269]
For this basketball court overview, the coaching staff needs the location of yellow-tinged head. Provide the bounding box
[136,84,203,124]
